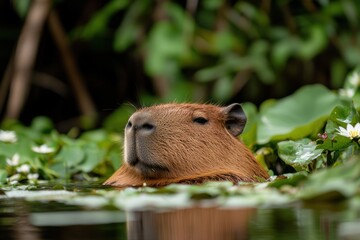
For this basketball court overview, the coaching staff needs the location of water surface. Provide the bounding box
[1,184,359,240]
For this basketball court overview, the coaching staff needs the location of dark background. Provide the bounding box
[0,0,359,131]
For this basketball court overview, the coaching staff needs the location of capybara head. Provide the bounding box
[104,103,269,187]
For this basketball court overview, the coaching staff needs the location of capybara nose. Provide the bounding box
[126,111,155,134]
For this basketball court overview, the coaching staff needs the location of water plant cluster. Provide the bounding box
[0,69,359,205]
[242,69,360,176]
[0,121,124,185]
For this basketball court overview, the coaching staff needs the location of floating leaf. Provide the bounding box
[278,139,323,171]
[268,173,308,189]
[298,157,360,201]
[79,143,106,173]
[257,84,341,144]
[54,145,85,168]
[317,134,352,151]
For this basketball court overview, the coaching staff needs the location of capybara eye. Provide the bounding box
[193,117,208,125]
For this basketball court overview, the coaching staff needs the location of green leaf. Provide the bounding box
[298,157,360,201]
[164,80,194,102]
[0,138,37,163]
[195,64,228,82]
[240,102,258,146]
[113,0,150,51]
[144,2,193,77]
[317,101,358,151]
[30,116,54,134]
[203,0,224,9]
[54,145,85,168]
[296,25,328,60]
[212,30,239,54]
[74,0,129,39]
[11,0,30,18]
[257,84,341,144]
[103,104,135,132]
[316,135,352,151]
[278,139,323,171]
[340,67,360,109]
[80,129,110,143]
[327,100,360,129]
[271,36,297,68]
[212,76,233,102]
[108,147,122,170]
[145,21,187,76]
[79,143,106,173]
[0,169,7,183]
[268,173,308,188]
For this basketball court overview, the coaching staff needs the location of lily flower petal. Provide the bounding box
[337,123,360,139]
[32,144,55,154]
[0,130,17,143]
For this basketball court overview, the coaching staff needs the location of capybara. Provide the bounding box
[104,103,269,187]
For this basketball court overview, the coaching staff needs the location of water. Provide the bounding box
[1,186,360,240]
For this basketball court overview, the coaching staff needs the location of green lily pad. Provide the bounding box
[278,139,323,171]
[257,84,340,144]
[298,157,360,201]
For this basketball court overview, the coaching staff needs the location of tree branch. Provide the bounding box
[48,10,97,119]
[5,0,52,119]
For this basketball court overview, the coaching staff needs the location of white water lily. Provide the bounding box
[28,173,39,181]
[9,173,20,181]
[7,173,21,185]
[337,123,360,140]
[32,144,55,154]
[9,180,18,185]
[6,153,20,166]
[339,88,356,98]
[0,130,17,143]
[348,71,360,86]
[17,164,31,173]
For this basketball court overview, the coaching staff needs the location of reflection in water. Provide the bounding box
[127,208,254,240]
[0,199,127,240]
[1,198,360,239]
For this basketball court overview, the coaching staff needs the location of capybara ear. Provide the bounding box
[221,103,247,137]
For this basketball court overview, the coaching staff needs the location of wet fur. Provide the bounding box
[104,103,269,187]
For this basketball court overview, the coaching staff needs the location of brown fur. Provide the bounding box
[104,103,269,187]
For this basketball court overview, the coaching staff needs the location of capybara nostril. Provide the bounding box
[128,112,155,133]
[126,121,133,129]
[140,123,155,131]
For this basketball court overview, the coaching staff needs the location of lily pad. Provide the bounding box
[257,84,340,144]
[278,139,323,171]
[298,157,360,201]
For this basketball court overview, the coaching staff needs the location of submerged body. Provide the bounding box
[104,103,269,187]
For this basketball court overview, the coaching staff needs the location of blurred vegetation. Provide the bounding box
[69,0,360,103]
[0,0,360,127]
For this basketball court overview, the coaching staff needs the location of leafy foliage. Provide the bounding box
[69,0,360,102]
[0,69,360,188]
[0,117,123,185]
[256,84,340,144]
